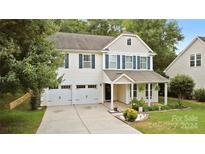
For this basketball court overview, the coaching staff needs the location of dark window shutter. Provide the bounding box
[64,54,69,68]
[92,54,95,69]
[117,55,120,69]
[137,56,140,69]
[105,54,109,69]
[147,56,150,70]
[79,54,82,68]
[133,56,136,69]
[122,55,125,69]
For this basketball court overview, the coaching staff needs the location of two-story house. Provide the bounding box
[41,32,168,109]
[164,36,205,89]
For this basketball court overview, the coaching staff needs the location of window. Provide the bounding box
[127,38,131,46]
[140,57,147,69]
[190,54,195,67]
[125,56,132,69]
[61,85,71,89]
[49,86,58,89]
[146,84,152,99]
[64,54,69,68]
[196,53,201,66]
[109,55,117,69]
[88,85,97,88]
[133,84,137,98]
[76,85,86,89]
[130,84,137,98]
[83,55,91,68]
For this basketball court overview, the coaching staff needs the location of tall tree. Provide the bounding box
[0,20,62,109]
[122,19,184,74]
[86,19,123,36]
[59,19,88,33]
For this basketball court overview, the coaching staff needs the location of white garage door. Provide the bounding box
[75,85,98,104]
[47,85,72,106]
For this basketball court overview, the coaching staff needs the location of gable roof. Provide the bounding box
[104,70,168,83]
[49,32,114,50]
[164,36,205,73]
[103,32,155,53]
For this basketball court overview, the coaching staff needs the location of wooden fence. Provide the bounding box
[9,92,32,110]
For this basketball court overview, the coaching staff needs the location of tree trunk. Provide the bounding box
[30,90,41,110]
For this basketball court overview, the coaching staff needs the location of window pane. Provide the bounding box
[110,62,116,68]
[84,55,90,61]
[190,61,195,67]
[196,60,201,66]
[61,85,71,89]
[126,56,132,62]
[190,55,195,60]
[196,54,201,59]
[140,57,147,69]
[88,85,97,88]
[76,85,86,88]
[84,61,91,68]
[127,38,131,45]
[109,55,117,68]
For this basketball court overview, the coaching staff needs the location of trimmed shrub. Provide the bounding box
[170,74,195,100]
[194,88,205,102]
[131,98,145,111]
[123,108,138,122]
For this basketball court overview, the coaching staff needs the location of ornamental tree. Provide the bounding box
[0,20,63,110]
[170,74,195,102]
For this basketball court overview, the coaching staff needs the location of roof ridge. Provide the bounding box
[56,32,115,38]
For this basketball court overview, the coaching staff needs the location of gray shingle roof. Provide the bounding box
[49,32,114,50]
[198,36,205,42]
[104,70,169,83]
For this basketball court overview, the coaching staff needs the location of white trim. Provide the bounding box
[57,49,101,54]
[164,37,205,73]
[112,74,135,84]
[102,33,155,53]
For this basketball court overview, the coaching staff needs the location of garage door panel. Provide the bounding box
[75,88,98,104]
[47,89,72,105]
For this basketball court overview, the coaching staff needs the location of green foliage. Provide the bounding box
[154,84,160,91]
[170,74,195,101]
[0,20,63,109]
[122,19,184,74]
[131,98,145,110]
[138,84,145,92]
[194,88,205,102]
[123,108,138,122]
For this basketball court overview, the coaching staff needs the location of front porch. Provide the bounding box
[102,70,169,110]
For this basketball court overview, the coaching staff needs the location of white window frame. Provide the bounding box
[109,55,117,69]
[125,56,133,69]
[190,54,195,67]
[140,57,147,69]
[196,53,201,67]
[127,38,131,46]
[83,54,92,68]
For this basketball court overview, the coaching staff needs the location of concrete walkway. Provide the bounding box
[37,104,141,134]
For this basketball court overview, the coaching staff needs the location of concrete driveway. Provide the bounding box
[37,104,141,134]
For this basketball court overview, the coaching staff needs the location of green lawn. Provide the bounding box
[0,94,45,134]
[130,98,205,134]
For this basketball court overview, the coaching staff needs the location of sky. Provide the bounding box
[175,19,205,54]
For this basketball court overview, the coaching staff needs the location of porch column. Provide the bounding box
[131,84,134,100]
[148,83,151,106]
[110,83,114,110]
[164,82,168,105]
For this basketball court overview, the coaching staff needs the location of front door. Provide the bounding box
[105,84,111,101]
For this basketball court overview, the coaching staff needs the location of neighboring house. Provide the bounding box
[41,32,168,109]
[164,36,205,89]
